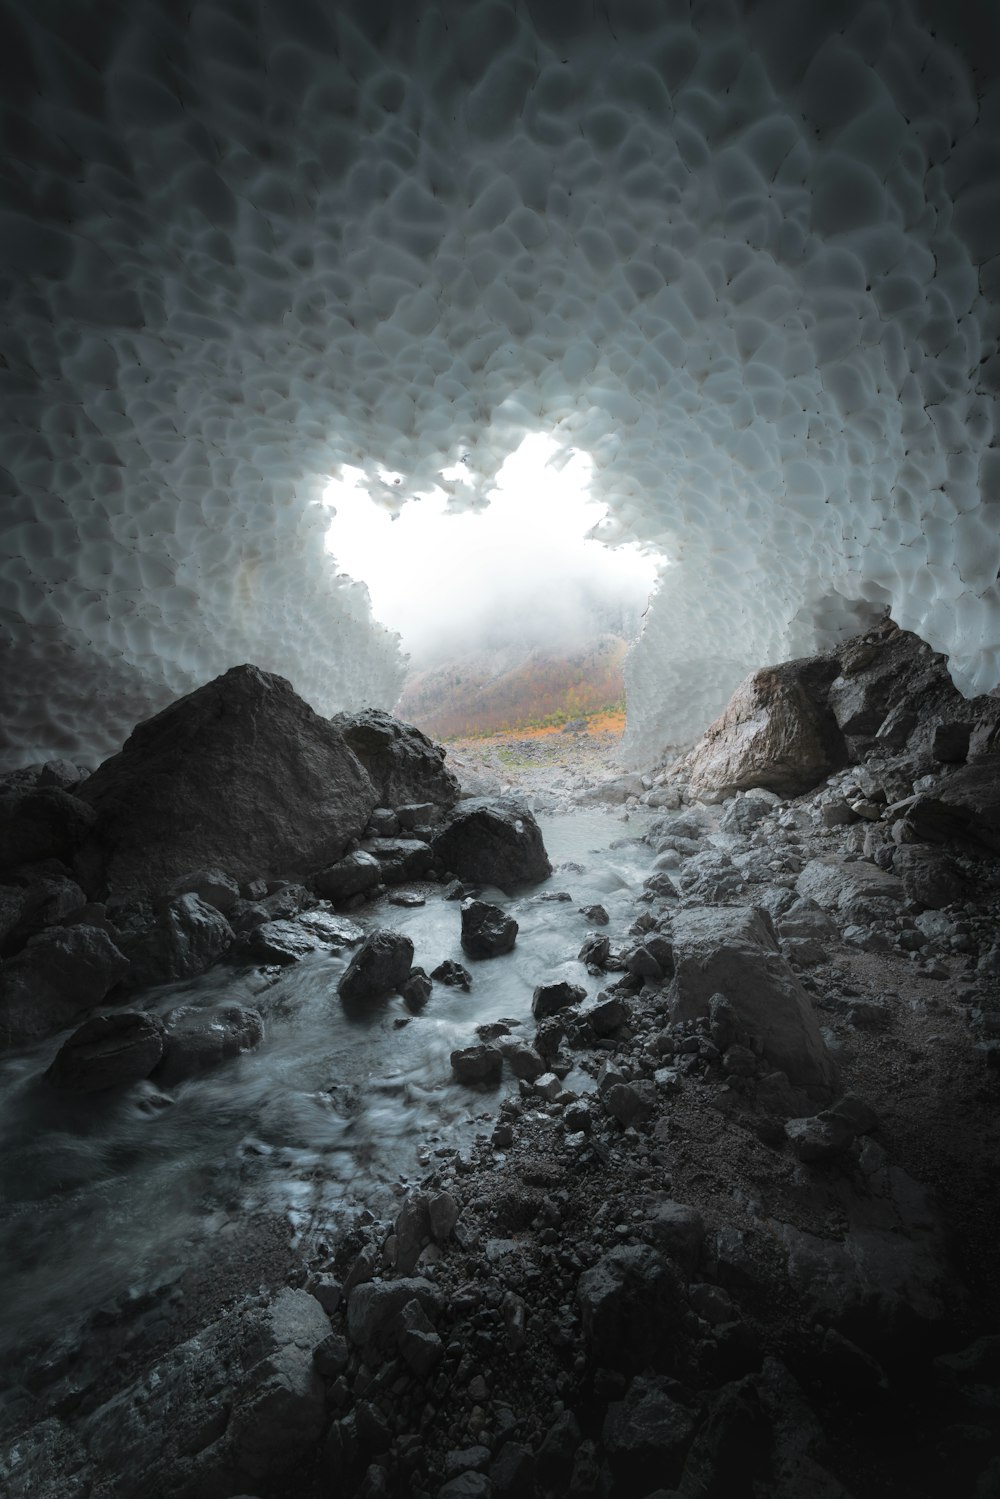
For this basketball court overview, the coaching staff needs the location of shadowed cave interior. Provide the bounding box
[1,2,999,1497]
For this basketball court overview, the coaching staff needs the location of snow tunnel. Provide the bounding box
[0,0,997,767]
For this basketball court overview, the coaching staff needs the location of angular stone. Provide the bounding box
[399,967,432,1008]
[433,799,552,892]
[577,1245,684,1374]
[155,1003,263,1086]
[687,658,844,799]
[0,924,130,1046]
[0,786,97,874]
[502,1040,546,1080]
[338,929,414,1003]
[460,899,517,959]
[329,707,459,810]
[531,979,586,1020]
[311,850,382,902]
[346,1277,440,1360]
[163,867,240,913]
[785,1113,855,1163]
[603,1374,697,1492]
[669,906,837,1095]
[430,959,472,990]
[450,1043,502,1084]
[122,893,234,987]
[47,1011,165,1091]
[77,666,378,897]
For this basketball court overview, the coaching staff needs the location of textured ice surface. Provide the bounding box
[0,0,997,765]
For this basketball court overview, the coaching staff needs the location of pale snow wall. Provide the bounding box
[0,0,997,766]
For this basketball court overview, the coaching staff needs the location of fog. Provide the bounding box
[323,435,661,667]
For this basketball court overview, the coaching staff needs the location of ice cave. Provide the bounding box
[1,3,1000,1498]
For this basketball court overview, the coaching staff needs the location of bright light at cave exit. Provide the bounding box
[322,433,659,662]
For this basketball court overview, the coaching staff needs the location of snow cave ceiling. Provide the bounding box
[0,0,998,767]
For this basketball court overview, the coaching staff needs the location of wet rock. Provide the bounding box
[603,1374,697,1493]
[2,873,91,953]
[626,933,674,982]
[46,1011,166,1091]
[357,837,434,883]
[431,959,472,990]
[338,929,414,1003]
[433,799,551,892]
[0,924,130,1046]
[312,850,382,902]
[502,1040,546,1081]
[531,979,586,1020]
[366,807,399,838]
[399,967,432,1008]
[121,893,234,987]
[329,707,459,810]
[460,899,517,959]
[77,666,378,897]
[0,786,97,874]
[581,993,629,1036]
[579,932,611,968]
[580,903,610,925]
[451,1044,503,1085]
[388,890,426,907]
[577,1245,684,1375]
[686,657,844,799]
[396,801,439,830]
[155,1003,263,1086]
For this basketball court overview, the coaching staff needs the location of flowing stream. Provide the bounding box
[0,809,654,1372]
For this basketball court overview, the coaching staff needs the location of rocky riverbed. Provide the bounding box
[1,622,999,1499]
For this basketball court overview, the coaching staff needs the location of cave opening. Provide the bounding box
[322,431,661,742]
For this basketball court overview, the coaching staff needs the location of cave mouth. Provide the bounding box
[322,432,662,741]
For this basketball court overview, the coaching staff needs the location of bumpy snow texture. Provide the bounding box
[0,0,997,766]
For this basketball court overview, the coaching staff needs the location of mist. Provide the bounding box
[323,435,661,668]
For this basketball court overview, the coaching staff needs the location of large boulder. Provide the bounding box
[667,906,838,1096]
[899,760,1000,855]
[0,924,130,1046]
[328,707,459,810]
[686,658,844,799]
[433,799,552,891]
[46,1011,166,1092]
[75,666,378,898]
[338,929,414,1003]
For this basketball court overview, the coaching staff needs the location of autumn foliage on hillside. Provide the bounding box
[396,636,628,740]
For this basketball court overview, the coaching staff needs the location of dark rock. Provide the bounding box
[668,907,838,1095]
[901,761,1000,854]
[345,1277,440,1362]
[490,1441,535,1499]
[396,802,438,830]
[0,786,97,874]
[399,967,432,1008]
[605,1080,657,1126]
[451,1044,503,1085]
[431,959,472,991]
[536,1409,581,1488]
[46,1011,166,1091]
[121,893,233,987]
[676,1376,769,1498]
[644,1198,706,1272]
[893,846,965,909]
[437,1474,492,1499]
[366,807,399,837]
[579,933,611,968]
[603,1375,697,1493]
[581,993,628,1036]
[163,867,240,914]
[501,1040,546,1080]
[784,1113,855,1163]
[577,1245,684,1374]
[433,800,552,892]
[580,904,610,925]
[2,874,88,952]
[329,708,458,810]
[246,911,362,965]
[357,837,434,882]
[687,656,844,798]
[225,1289,330,1481]
[0,924,130,1046]
[398,1298,443,1376]
[311,850,382,902]
[931,721,972,763]
[531,979,586,1020]
[460,899,518,959]
[154,1003,263,1086]
[338,930,414,1003]
[76,665,377,897]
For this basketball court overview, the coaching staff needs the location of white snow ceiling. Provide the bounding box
[1,0,998,767]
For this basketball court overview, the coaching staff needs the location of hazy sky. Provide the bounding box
[323,434,661,665]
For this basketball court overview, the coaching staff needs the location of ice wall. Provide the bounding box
[0,0,997,766]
